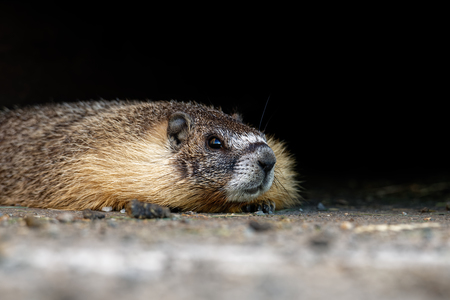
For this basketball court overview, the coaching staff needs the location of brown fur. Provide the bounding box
[0,100,300,212]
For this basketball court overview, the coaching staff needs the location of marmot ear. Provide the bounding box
[168,112,192,148]
[231,112,243,123]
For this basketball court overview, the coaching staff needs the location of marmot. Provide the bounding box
[0,100,300,213]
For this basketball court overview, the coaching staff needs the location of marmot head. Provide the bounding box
[166,104,276,203]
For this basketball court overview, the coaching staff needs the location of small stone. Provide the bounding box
[402,212,407,216]
[102,206,113,212]
[126,200,171,219]
[82,209,106,220]
[57,212,75,223]
[340,221,353,230]
[120,209,126,213]
[310,233,331,248]
[24,215,43,228]
[254,211,265,216]
[180,218,191,224]
[249,220,273,232]
[0,214,9,226]
[317,203,327,211]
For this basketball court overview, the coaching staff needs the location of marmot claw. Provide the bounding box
[243,200,276,214]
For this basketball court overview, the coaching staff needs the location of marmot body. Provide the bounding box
[0,100,299,213]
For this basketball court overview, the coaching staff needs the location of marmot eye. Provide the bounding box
[208,137,223,149]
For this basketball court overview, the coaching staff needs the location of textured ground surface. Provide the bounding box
[1,201,449,300]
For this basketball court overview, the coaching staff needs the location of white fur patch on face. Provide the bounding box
[223,131,266,151]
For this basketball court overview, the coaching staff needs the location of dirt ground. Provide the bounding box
[1,192,450,300]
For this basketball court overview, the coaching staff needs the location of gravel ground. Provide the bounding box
[1,204,449,300]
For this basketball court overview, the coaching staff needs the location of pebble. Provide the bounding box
[340,221,354,230]
[24,215,43,228]
[317,203,327,211]
[0,214,9,226]
[120,209,126,214]
[249,220,273,232]
[420,207,429,213]
[254,211,265,216]
[310,233,331,248]
[82,209,106,220]
[102,206,113,212]
[126,199,171,219]
[57,212,75,223]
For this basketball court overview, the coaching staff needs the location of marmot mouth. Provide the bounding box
[225,167,275,203]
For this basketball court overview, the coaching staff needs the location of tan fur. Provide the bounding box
[0,100,300,212]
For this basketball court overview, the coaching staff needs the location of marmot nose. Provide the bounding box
[259,159,275,173]
[257,146,276,174]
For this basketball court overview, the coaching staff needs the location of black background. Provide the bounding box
[1,3,447,196]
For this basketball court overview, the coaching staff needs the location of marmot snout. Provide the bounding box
[225,143,276,202]
[0,100,300,213]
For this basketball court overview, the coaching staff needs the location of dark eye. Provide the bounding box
[208,137,223,149]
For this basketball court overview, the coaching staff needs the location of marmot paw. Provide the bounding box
[242,200,276,214]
